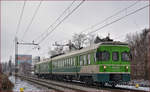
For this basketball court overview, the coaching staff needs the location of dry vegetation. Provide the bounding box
[0,73,14,92]
[126,28,150,80]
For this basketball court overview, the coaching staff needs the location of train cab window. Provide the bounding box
[112,52,119,61]
[121,52,130,61]
[98,51,110,61]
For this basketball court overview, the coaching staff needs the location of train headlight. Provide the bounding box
[104,65,107,69]
[126,66,129,69]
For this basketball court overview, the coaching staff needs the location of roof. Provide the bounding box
[36,41,128,65]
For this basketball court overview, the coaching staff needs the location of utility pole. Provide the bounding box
[14,37,39,83]
[9,56,12,75]
[15,37,18,83]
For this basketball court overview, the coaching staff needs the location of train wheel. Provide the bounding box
[111,83,117,88]
[99,82,105,87]
[85,77,93,85]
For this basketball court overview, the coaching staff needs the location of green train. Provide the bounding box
[34,42,131,87]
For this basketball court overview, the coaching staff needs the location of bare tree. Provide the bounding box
[87,34,96,46]
[126,28,150,80]
[72,33,87,49]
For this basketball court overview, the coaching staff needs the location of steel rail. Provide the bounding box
[15,74,146,92]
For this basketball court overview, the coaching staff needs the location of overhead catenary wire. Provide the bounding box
[11,0,26,62]
[33,0,76,42]
[80,0,140,34]
[15,0,26,37]
[21,0,42,42]
[34,0,85,45]
[21,0,78,55]
[87,4,149,35]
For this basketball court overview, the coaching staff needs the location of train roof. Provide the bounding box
[36,41,128,64]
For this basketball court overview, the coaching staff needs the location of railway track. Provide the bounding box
[16,74,147,92]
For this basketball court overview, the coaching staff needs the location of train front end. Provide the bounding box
[94,43,131,86]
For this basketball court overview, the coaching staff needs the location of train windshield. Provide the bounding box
[121,52,130,61]
[97,51,110,61]
[112,52,119,61]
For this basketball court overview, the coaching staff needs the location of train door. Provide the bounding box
[111,46,121,72]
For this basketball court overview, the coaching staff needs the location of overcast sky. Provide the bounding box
[1,0,149,63]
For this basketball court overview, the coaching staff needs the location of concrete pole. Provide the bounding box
[15,37,18,83]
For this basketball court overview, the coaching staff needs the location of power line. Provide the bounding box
[21,0,42,42]
[34,0,85,45]
[22,0,77,54]
[11,1,26,61]
[15,0,26,37]
[33,0,76,42]
[80,1,140,33]
[87,4,149,35]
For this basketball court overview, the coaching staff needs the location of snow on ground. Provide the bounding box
[128,79,150,87]
[9,76,51,92]
[117,85,150,91]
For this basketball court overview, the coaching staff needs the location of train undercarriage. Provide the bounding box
[35,73,130,87]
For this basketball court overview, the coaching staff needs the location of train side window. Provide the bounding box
[69,58,70,67]
[74,58,76,66]
[66,59,68,67]
[54,62,56,68]
[64,60,66,67]
[67,58,69,67]
[53,62,54,68]
[69,58,71,67]
[72,57,75,66]
[70,58,72,66]
[61,60,62,68]
[88,54,91,65]
[79,56,83,66]
[94,53,97,63]
[65,60,67,67]
[71,58,73,66]
[63,60,64,67]
[62,60,63,67]
[83,55,87,65]
[112,52,119,61]
[55,61,58,68]
[59,60,61,68]
[57,61,59,68]
[57,61,58,68]
[59,61,61,68]
[68,58,70,67]
[72,58,74,66]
